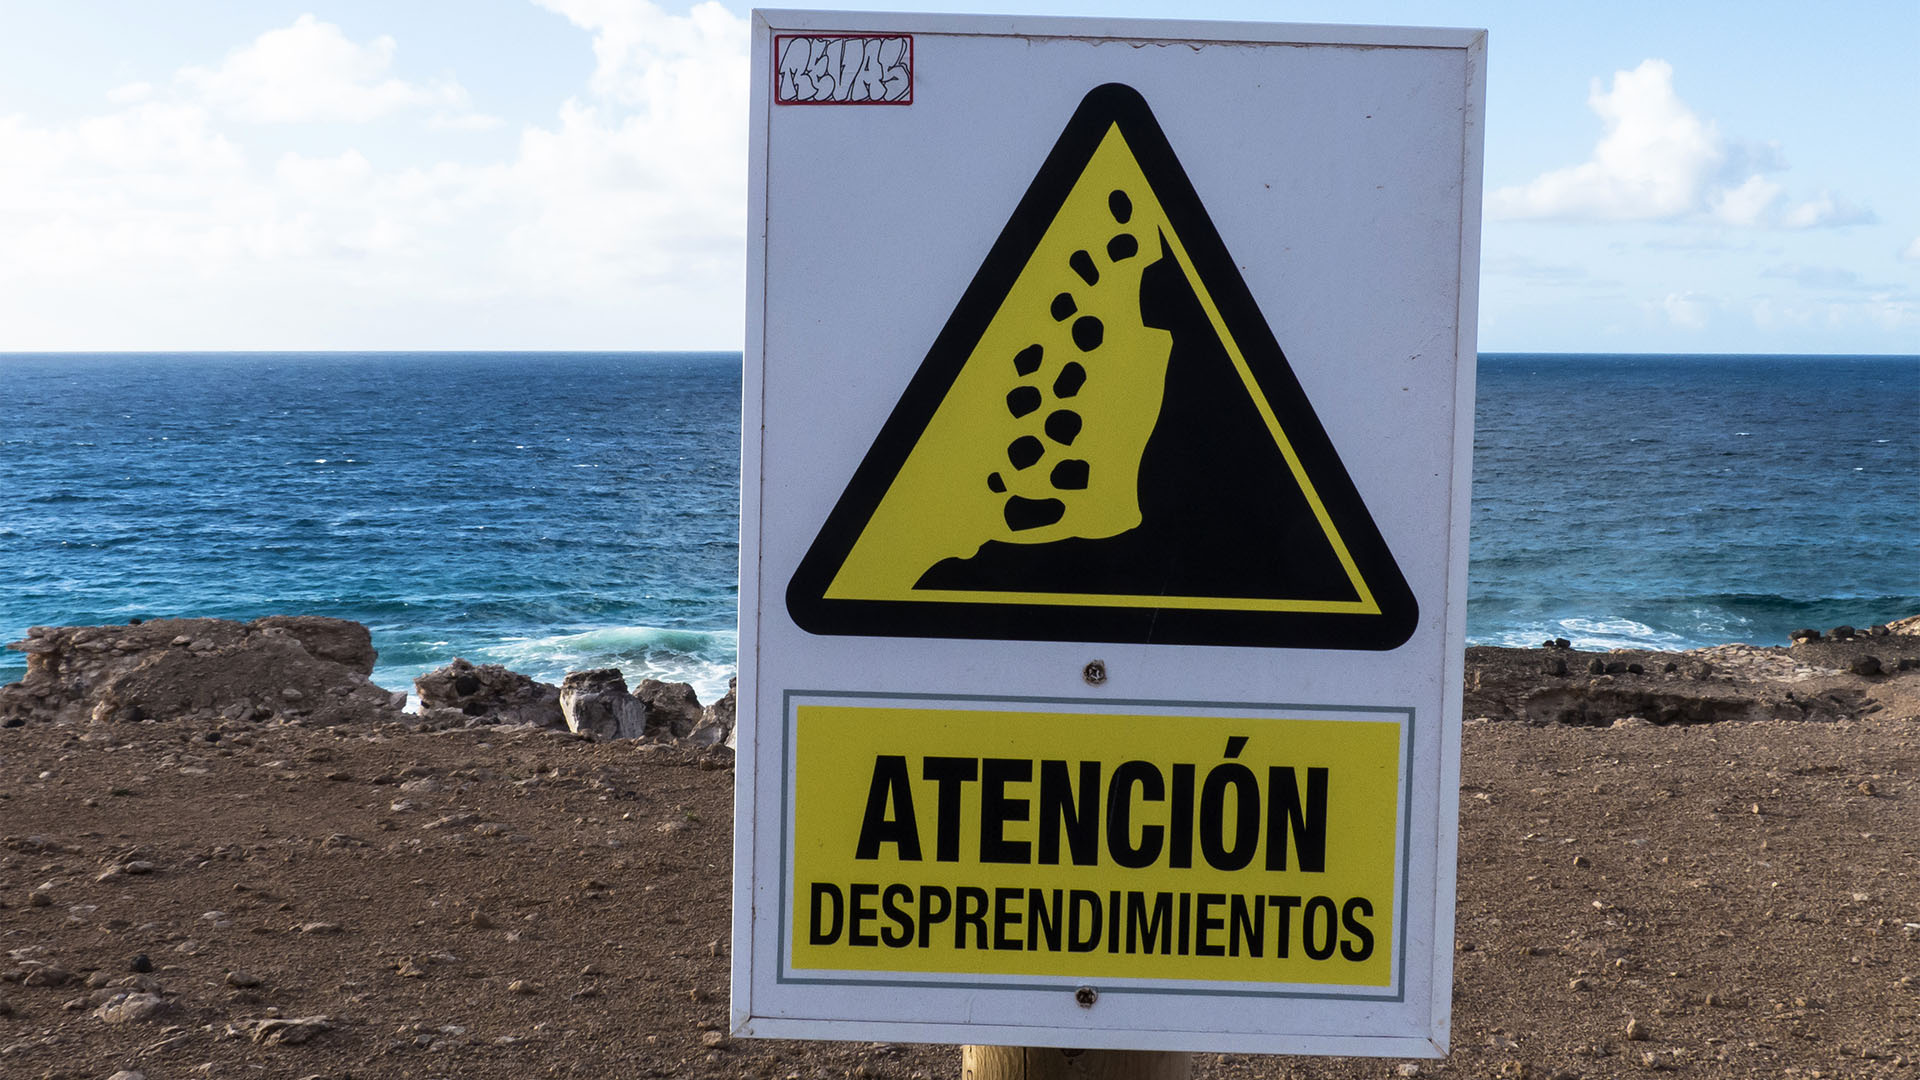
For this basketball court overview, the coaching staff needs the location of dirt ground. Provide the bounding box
[2,668,1916,1079]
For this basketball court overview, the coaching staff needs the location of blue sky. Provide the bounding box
[1,1,1913,353]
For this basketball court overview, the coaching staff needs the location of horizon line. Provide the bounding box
[1,348,1916,360]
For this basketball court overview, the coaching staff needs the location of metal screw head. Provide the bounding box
[1082,660,1107,686]
[1074,985,1098,1008]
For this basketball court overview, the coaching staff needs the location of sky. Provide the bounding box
[0,0,1913,354]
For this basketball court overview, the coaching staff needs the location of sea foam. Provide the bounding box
[372,625,737,713]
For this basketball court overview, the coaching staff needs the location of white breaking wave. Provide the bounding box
[1482,616,1696,652]
[480,625,738,705]
[370,625,738,714]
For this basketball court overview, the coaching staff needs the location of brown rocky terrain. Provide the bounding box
[1,619,1915,1079]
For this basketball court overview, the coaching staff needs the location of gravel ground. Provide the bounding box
[1,650,1915,1079]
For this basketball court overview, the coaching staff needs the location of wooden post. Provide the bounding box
[961,1045,1192,1080]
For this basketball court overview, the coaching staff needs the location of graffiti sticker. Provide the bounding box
[774,35,912,105]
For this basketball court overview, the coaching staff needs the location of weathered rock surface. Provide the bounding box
[1465,629,1920,726]
[689,676,737,749]
[558,668,649,739]
[1,617,401,728]
[6,617,734,748]
[634,678,703,740]
[249,615,377,672]
[92,990,167,1024]
[224,1014,332,1045]
[413,658,563,728]
[14,610,1911,750]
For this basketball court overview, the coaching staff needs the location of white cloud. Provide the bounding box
[1491,59,1870,230]
[0,2,752,348]
[0,101,282,280]
[1490,60,1721,222]
[1748,297,1808,332]
[1904,236,1920,261]
[106,81,154,105]
[1749,293,1916,336]
[177,14,481,125]
[501,0,750,297]
[1659,291,1710,329]
[534,0,745,108]
[1761,263,1874,291]
[1864,294,1918,331]
[1779,191,1876,229]
[274,149,374,198]
[429,110,505,132]
[1709,175,1781,227]
[0,102,249,219]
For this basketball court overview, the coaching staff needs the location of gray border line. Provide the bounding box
[774,688,1414,1004]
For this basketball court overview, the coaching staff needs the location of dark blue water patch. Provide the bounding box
[1,351,1915,692]
[1471,353,1919,647]
[0,352,742,696]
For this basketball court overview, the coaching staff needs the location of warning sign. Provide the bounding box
[740,10,1484,1059]
[787,84,1416,651]
[785,698,1407,990]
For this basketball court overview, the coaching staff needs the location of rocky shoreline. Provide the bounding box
[5,615,1917,738]
[0,616,1914,1077]
[1465,616,1920,726]
[0,617,736,747]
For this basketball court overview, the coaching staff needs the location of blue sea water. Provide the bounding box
[1,351,1915,701]
[1471,354,1917,649]
[0,353,741,702]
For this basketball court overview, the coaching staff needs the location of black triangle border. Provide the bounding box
[784,83,1418,651]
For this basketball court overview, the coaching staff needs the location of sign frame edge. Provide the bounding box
[736,9,1486,1056]
[730,7,776,1039]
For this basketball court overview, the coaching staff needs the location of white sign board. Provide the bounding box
[734,9,1484,1058]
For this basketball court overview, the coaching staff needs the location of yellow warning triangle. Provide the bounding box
[787,84,1417,650]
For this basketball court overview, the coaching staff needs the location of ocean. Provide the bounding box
[2,352,1915,703]
[1471,354,1917,649]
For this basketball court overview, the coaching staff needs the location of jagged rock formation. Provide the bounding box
[412,658,565,729]
[1464,626,1920,726]
[634,678,703,740]
[412,659,729,747]
[558,669,650,739]
[1,617,404,728]
[689,677,737,749]
[4,617,737,747]
[11,612,1910,742]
